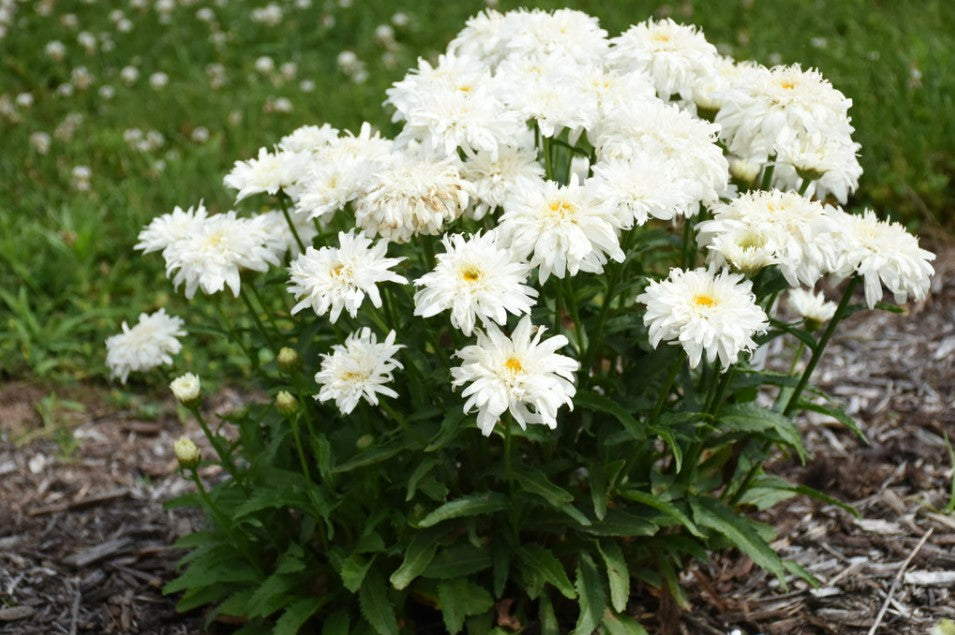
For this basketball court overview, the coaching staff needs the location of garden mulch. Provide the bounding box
[1,246,953,634]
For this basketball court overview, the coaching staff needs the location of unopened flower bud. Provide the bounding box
[355,434,374,450]
[276,390,297,415]
[174,436,200,468]
[729,157,761,186]
[277,347,299,373]
[170,372,201,406]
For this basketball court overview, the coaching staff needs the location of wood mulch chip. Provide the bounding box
[1,245,953,634]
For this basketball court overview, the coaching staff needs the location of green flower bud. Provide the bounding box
[355,434,375,450]
[173,436,200,469]
[277,347,300,373]
[276,390,298,415]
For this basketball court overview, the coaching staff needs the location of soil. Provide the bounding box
[1,247,953,635]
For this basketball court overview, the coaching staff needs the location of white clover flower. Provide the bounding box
[315,328,404,415]
[588,153,698,227]
[451,316,579,436]
[497,175,624,282]
[223,146,310,202]
[637,267,769,370]
[788,288,837,325]
[105,308,186,383]
[829,209,935,308]
[149,72,169,89]
[170,372,201,404]
[414,232,538,336]
[288,230,407,322]
[462,142,543,219]
[697,190,836,287]
[136,202,210,256]
[163,211,279,298]
[353,152,471,243]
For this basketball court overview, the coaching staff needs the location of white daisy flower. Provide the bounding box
[413,232,538,336]
[773,130,862,203]
[162,212,279,298]
[105,308,186,383]
[353,152,471,243]
[505,8,609,66]
[462,142,543,219]
[288,230,407,322]
[497,174,624,282]
[588,153,699,227]
[223,146,311,202]
[135,202,209,255]
[637,267,769,370]
[608,18,721,101]
[451,316,578,436]
[315,328,403,415]
[703,222,779,275]
[788,288,837,325]
[279,123,340,153]
[829,209,935,308]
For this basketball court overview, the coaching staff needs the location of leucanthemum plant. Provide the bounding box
[109,8,935,633]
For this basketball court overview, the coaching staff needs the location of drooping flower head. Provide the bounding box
[787,288,837,328]
[288,230,407,322]
[451,316,579,435]
[414,231,538,336]
[105,308,186,383]
[637,267,769,369]
[314,328,404,415]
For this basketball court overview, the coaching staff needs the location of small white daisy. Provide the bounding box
[288,230,407,322]
[451,316,578,436]
[135,202,209,255]
[105,308,186,383]
[413,232,538,336]
[788,288,837,326]
[223,146,311,202]
[315,328,404,415]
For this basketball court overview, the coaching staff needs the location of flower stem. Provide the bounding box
[189,469,232,529]
[278,194,307,254]
[759,155,777,190]
[240,286,277,350]
[189,405,244,491]
[288,411,312,481]
[797,177,813,196]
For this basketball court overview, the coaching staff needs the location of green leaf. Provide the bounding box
[740,475,859,517]
[416,493,508,528]
[766,319,817,349]
[575,390,644,439]
[423,544,492,579]
[358,568,398,635]
[274,597,329,635]
[275,543,306,574]
[437,579,494,634]
[426,409,468,452]
[589,459,610,521]
[719,403,807,462]
[311,433,334,481]
[574,554,607,635]
[512,464,574,506]
[618,489,703,538]
[492,539,509,599]
[601,610,649,635]
[538,591,559,635]
[340,554,375,593]
[583,509,657,537]
[232,489,309,518]
[516,544,576,600]
[248,573,298,617]
[164,560,258,594]
[690,496,786,581]
[321,609,350,635]
[332,438,410,474]
[390,532,441,590]
[797,399,867,441]
[596,541,629,614]
[406,458,438,501]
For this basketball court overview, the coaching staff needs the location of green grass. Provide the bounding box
[1,0,952,381]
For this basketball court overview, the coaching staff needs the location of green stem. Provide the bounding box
[189,469,232,529]
[704,368,734,414]
[563,277,585,355]
[247,281,283,336]
[543,137,554,180]
[797,177,813,196]
[783,277,858,416]
[240,286,277,350]
[759,156,777,190]
[279,194,307,253]
[681,215,695,270]
[288,412,312,481]
[190,405,243,486]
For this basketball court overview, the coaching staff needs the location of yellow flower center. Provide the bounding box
[693,294,717,308]
[461,266,482,283]
[737,232,765,250]
[779,80,796,90]
[651,32,671,43]
[504,357,523,373]
[457,84,473,93]
[330,264,348,278]
[547,199,576,219]
[341,370,368,382]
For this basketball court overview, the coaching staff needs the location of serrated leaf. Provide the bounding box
[248,573,298,618]
[512,464,574,506]
[583,509,657,537]
[575,390,644,439]
[416,493,508,528]
[618,489,703,538]
[601,610,649,635]
[274,597,329,635]
[516,544,576,600]
[232,489,309,519]
[574,554,607,635]
[425,409,467,452]
[437,579,494,634]
[164,560,258,594]
[797,400,867,441]
[689,496,786,582]
[340,554,375,593]
[423,544,492,579]
[406,458,438,501]
[358,568,398,635]
[589,459,610,521]
[390,531,441,590]
[596,541,629,614]
[719,403,806,462]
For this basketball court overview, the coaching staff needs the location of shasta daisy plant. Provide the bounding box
[111,7,936,633]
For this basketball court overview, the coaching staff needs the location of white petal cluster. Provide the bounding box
[497,175,624,282]
[279,123,340,153]
[162,211,279,298]
[258,209,319,258]
[135,202,209,255]
[462,142,544,219]
[223,146,311,202]
[829,209,935,308]
[637,268,769,369]
[353,152,471,243]
[414,232,537,336]
[589,152,699,227]
[451,316,578,435]
[315,329,403,415]
[788,289,837,325]
[608,18,721,101]
[105,308,186,383]
[288,230,407,322]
